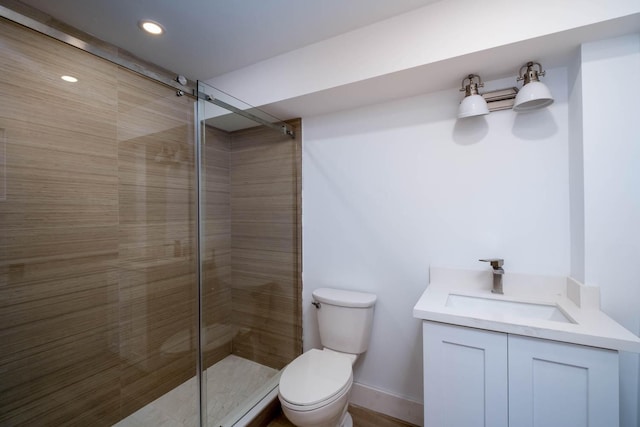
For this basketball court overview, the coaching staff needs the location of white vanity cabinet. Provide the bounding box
[423,321,508,426]
[423,321,619,427]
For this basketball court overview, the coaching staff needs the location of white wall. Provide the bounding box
[302,69,570,408]
[580,33,640,427]
[568,49,585,283]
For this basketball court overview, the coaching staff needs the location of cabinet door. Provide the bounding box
[508,335,619,427]
[423,322,508,427]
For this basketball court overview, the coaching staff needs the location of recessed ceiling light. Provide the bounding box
[61,75,78,83]
[138,20,164,35]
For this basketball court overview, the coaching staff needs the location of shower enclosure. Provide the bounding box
[0,9,301,427]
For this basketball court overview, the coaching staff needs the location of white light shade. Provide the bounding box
[513,81,554,112]
[458,94,489,118]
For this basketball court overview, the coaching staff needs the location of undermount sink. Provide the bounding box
[446,294,574,323]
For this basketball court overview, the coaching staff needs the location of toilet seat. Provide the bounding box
[279,349,353,411]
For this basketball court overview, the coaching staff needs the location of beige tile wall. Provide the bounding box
[202,125,233,368]
[230,120,302,369]
[116,66,198,417]
[0,18,197,425]
[201,120,302,371]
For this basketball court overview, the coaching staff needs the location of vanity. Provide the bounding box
[413,267,640,427]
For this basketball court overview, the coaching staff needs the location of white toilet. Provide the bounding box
[278,288,377,427]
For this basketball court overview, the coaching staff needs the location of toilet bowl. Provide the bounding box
[277,288,377,427]
[278,349,354,427]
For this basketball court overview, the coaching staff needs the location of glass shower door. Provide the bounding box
[0,16,199,426]
[196,81,302,426]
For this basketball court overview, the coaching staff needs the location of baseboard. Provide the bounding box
[349,382,423,426]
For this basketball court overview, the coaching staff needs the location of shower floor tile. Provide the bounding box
[113,355,278,427]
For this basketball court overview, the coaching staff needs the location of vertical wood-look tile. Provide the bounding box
[0,17,198,425]
[116,67,198,418]
[230,120,302,370]
[202,125,233,369]
[0,17,121,426]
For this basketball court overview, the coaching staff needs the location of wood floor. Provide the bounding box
[266,404,418,427]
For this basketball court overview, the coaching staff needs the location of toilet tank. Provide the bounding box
[312,288,377,355]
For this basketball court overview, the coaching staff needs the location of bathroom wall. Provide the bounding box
[579,33,640,427]
[303,34,640,426]
[568,48,585,283]
[302,68,570,417]
[202,120,303,371]
[202,126,233,368]
[229,120,303,370]
[0,17,197,425]
[117,67,197,418]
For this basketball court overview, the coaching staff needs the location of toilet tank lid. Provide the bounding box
[312,288,377,308]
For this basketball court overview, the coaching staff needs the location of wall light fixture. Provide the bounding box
[457,61,553,117]
[513,61,554,112]
[458,74,489,119]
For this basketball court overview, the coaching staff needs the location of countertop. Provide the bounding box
[413,267,640,353]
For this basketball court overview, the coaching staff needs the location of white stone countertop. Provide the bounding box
[413,267,640,353]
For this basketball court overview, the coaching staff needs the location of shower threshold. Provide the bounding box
[113,355,279,427]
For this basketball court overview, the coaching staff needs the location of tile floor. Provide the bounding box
[113,355,278,427]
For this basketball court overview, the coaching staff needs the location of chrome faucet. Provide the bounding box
[480,258,504,294]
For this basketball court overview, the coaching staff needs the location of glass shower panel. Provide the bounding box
[197,81,302,426]
[116,68,198,425]
[0,17,198,426]
[0,17,122,425]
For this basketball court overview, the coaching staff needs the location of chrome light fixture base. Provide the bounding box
[482,87,519,112]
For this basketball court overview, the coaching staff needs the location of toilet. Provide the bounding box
[278,288,377,427]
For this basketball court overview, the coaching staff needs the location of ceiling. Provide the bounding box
[20,0,441,81]
[14,0,640,121]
